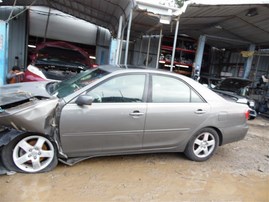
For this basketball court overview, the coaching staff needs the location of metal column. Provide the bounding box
[193,35,206,79]
[124,9,133,65]
[243,44,256,79]
[156,28,163,69]
[118,26,125,64]
[253,52,261,87]
[170,19,179,72]
[138,38,143,66]
[146,35,151,67]
[115,15,123,65]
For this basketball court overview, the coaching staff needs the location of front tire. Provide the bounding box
[184,128,219,161]
[1,134,58,173]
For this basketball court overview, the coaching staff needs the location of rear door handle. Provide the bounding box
[129,110,144,117]
[195,109,206,114]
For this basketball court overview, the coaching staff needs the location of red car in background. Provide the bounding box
[24,41,96,82]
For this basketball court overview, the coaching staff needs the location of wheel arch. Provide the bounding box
[0,128,57,148]
[0,128,27,148]
[206,126,223,146]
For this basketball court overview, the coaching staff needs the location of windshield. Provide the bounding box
[46,68,109,98]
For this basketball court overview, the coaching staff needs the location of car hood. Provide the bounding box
[0,82,59,134]
[217,77,252,92]
[0,81,53,108]
[32,41,91,67]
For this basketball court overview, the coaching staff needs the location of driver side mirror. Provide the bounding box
[75,95,93,106]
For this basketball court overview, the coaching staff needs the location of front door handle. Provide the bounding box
[129,110,144,117]
[195,109,206,114]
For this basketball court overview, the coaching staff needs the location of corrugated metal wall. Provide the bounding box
[0,7,27,71]
[131,36,160,67]
[251,52,269,85]
[209,48,269,82]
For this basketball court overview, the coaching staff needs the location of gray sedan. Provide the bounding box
[0,65,249,173]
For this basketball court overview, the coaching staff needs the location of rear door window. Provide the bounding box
[151,75,203,103]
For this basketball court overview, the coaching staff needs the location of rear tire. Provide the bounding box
[184,128,219,161]
[1,134,58,173]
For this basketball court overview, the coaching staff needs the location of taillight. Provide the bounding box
[245,110,250,120]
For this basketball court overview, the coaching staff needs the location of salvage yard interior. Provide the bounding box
[0,0,269,201]
[0,0,269,115]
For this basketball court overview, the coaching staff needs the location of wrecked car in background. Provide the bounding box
[0,65,249,174]
[199,76,257,120]
[24,41,95,82]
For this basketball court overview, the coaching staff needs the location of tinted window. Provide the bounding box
[152,75,203,103]
[88,74,146,103]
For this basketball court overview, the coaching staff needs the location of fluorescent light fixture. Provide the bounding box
[214,25,222,29]
[164,64,174,68]
[28,44,36,48]
[159,61,165,64]
[176,64,189,68]
[159,15,171,24]
[89,56,96,59]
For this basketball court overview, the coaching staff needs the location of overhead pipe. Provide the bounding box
[6,0,37,22]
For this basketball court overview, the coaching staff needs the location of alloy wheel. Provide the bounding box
[12,136,55,173]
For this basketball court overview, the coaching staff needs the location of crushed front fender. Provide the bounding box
[0,99,58,134]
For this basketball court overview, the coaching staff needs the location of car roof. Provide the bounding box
[98,64,146,73]
[97,64,203,85]
[99,64,177,75]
